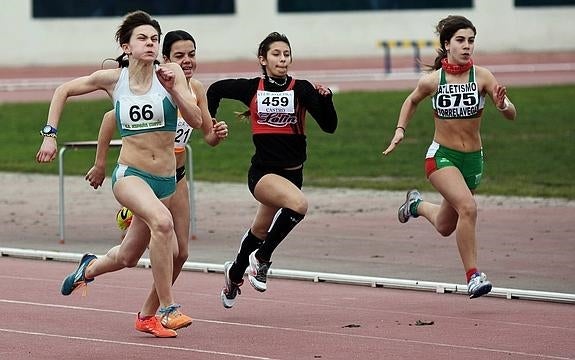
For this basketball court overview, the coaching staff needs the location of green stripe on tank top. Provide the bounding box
[163,97,177,125]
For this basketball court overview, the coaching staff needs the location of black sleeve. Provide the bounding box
[295,80,338,134]
[206,78,259,117]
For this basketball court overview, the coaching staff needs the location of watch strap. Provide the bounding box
[40,130,57,138]
[41,125,58,138]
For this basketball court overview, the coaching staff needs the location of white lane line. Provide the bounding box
[0,63,573,90]
[0,299,571,359]
[0,328,277,360]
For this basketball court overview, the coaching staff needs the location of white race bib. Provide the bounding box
[118,94,165,131]
[257,90,295,114]
[175,117,193,148]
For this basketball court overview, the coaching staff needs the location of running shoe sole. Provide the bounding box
[162,317,192,330]
[135,314,177,338]
[469,282,493,299]
[221,261,237,308]
[61,253,97,295]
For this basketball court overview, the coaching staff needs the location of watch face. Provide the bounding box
[43,125,52,134]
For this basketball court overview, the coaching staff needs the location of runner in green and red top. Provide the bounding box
[207,32,338,308]
[383,15,517,299]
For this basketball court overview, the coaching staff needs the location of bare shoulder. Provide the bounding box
[90,68,121,85]
[474,65,496,80]
[189,78,205,92]
[416,70,439,95]
[474,65,498,88]
[77,68,121,93]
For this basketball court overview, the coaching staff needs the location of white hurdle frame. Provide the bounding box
[57,140,195,243]
[1,247,573,304]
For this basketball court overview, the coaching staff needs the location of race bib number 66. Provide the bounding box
[118,94,165,130]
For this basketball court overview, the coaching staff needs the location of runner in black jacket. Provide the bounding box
[207,32,338,308]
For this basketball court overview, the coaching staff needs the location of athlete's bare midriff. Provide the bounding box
[118,132,176,176]
[433,116,482,152]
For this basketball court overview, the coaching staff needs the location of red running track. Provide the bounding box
[0,257,573,360]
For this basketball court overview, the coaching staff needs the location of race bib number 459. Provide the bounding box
[257,90,294,114]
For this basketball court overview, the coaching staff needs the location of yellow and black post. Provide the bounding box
[379,39,439,74]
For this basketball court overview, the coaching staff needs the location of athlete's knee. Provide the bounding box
[117,252,140,268]
[175,248,189,265]
[457,199,478,221]
[149,212,174,239]
[288,194,308,215]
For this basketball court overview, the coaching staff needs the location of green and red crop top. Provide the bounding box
[432,66,485,119]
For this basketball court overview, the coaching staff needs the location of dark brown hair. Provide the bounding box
[163,30,196,58]
[257,32,291,75]
[429,15,476,71]
[113,10,162,67]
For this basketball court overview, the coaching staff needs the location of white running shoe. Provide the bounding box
[398,189,422,223]
[221,261,243,309]
[467,272,493,299]
[248,251,271,292]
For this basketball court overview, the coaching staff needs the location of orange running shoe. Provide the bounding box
[159,304,193,330]
[135,313,177,338]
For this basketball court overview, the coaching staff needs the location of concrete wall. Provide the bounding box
[2,0,574,66]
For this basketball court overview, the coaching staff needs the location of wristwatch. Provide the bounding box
[40,125,58,138]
